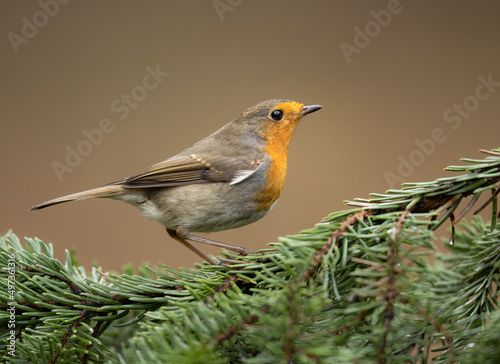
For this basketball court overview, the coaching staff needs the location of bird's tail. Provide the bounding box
[29,184,124,211]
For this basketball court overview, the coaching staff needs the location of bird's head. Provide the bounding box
[234,99,322,146]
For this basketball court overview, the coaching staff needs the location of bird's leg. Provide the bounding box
[176,226,256,255]
[167,228,218,265]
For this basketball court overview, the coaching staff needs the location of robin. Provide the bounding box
[30,99,322,265]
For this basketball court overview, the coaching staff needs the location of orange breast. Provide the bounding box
[255,119,298,211]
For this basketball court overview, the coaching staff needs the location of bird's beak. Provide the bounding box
[299,104,323,117]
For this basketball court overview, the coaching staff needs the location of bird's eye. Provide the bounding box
[271,110,284,121]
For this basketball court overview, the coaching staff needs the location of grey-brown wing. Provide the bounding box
[121,154,261,188]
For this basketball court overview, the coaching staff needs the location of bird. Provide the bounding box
[30,99,322,265]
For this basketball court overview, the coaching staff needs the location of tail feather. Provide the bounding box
[29,184,124,211]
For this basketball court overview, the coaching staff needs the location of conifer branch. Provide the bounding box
[1,148,500,363]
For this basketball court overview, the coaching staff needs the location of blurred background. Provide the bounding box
[1,1,499,271]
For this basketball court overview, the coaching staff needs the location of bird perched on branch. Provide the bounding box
[31,99,322,264]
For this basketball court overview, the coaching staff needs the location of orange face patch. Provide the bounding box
[263,101,304,140]
[273,101,304,117]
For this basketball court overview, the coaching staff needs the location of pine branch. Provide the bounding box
[1,148,499,363]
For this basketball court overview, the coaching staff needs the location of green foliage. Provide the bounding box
[1,148,500,363]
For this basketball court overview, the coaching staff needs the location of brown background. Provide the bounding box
[2,1,499,271]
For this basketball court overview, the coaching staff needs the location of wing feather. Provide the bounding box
[121,154,261,189]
